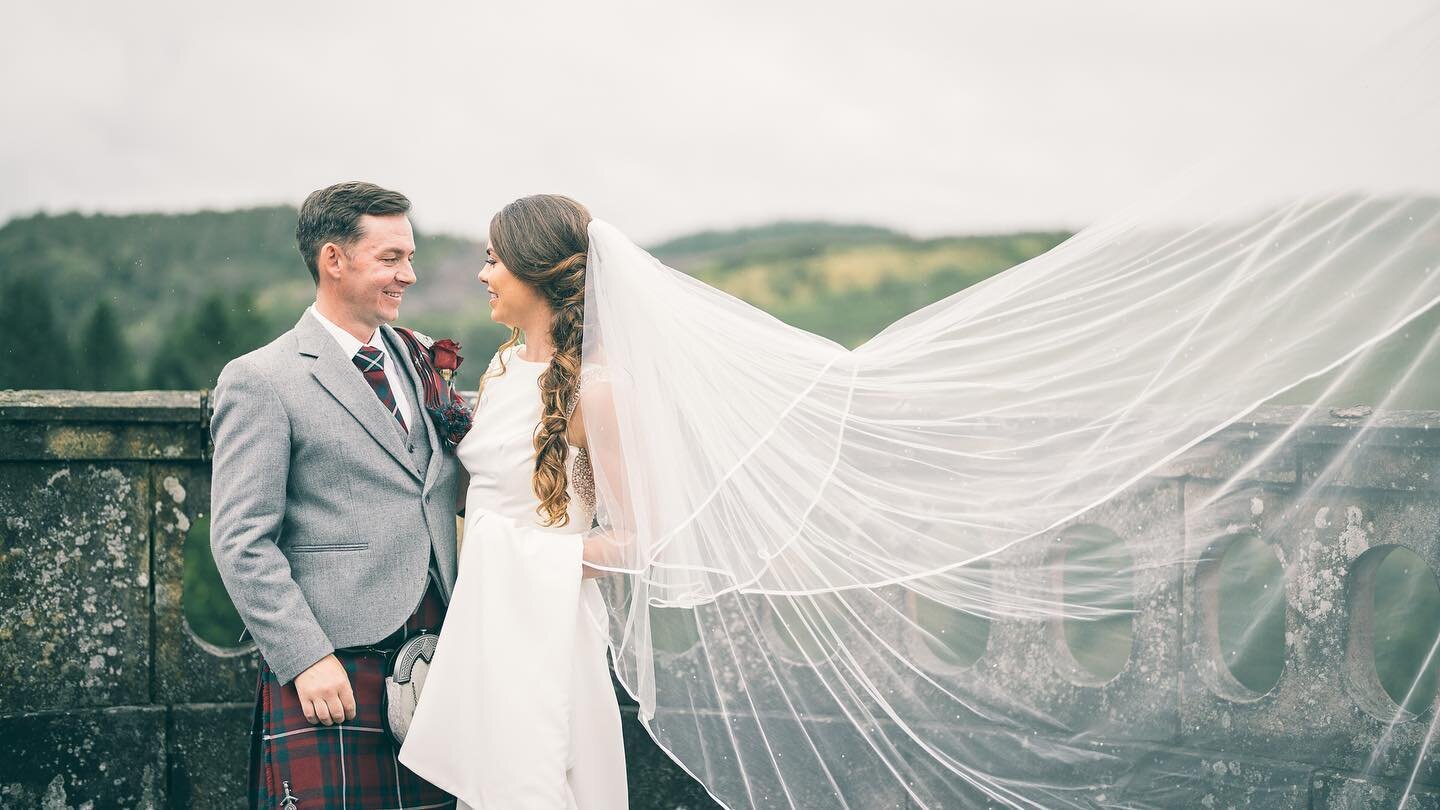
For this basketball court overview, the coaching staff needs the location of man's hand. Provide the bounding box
[293,654,356,726]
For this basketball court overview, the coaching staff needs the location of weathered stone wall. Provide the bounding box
[3,392,1440,807]
[0,392,717,809]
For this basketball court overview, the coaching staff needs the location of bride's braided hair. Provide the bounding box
[486,194,592,527]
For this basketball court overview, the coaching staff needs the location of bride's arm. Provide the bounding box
[568,378,636,580]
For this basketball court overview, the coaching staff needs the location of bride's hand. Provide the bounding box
[581,530,615,579]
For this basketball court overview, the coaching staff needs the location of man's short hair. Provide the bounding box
[295,182,411,283]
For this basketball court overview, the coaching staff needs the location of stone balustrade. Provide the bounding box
[3,392,1440,807]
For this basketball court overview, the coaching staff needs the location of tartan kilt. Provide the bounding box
[249,582,455,810]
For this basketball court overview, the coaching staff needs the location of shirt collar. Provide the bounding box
[308,304,382,360]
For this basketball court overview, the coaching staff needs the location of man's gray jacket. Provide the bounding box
[209,310,463,684]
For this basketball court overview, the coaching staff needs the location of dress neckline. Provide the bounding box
[509,345,553,366]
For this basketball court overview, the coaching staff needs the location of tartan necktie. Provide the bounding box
[352,345,408,432]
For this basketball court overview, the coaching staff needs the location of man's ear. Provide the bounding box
[319,242,345,282]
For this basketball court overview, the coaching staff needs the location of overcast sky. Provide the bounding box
[3,1,1436,243]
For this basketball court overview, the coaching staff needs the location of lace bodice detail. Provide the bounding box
[566,390,597,519]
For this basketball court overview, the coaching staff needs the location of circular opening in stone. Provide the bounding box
[1213,534,1287,696]
[1370,546,1440,715]
[183,513,247,648]
[649,605,702,656]
[1058,525,1135,685]
[906,563,991,669]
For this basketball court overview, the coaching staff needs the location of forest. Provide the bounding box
[0,207,1068,391]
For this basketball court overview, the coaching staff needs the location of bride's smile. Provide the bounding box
[477,242,555,351]
[478,246,523,323]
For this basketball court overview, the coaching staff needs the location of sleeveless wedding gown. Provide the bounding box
[399,346,628,809]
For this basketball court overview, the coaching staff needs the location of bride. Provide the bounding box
[399,15,1440,806]
[397,180,1440,810]
[408,184,1440,810]
[400,195,628,809]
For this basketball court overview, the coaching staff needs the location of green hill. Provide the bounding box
[0,208,1068,391]
[655,221,1069,347]
[0,207,489,357]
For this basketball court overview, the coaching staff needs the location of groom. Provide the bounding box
[210,181,463,807]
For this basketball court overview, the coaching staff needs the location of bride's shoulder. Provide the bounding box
[579,363,628,402]
[572,364,621,416]
[474,347,513,396]
[578,363,610,388]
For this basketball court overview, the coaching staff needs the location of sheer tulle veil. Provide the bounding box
[573,12,1440,808]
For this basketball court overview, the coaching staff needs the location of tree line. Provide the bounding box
[0,206,1078,392]
[0,274,274,390]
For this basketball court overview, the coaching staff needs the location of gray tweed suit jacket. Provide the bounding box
[209,310,462,684]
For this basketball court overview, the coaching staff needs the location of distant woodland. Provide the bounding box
[0,208,1067,392]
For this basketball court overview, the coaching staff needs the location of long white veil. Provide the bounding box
[576,12,1440,808]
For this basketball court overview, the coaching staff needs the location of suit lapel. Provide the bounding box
[381,324,443,474]
[297,312,421,481]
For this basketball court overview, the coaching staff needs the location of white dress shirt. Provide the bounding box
[308,304,413,430]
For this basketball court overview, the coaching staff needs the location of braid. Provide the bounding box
[486,194,593,527]
[532,252,588,527]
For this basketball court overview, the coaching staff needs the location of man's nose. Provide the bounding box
[397,260,417,285]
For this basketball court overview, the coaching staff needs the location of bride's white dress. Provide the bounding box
[399,346,628,809]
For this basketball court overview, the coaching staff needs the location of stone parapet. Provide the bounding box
[3,391,1440,807]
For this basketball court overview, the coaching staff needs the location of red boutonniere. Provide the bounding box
[392,328,473,451]
[430,338,463,381]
